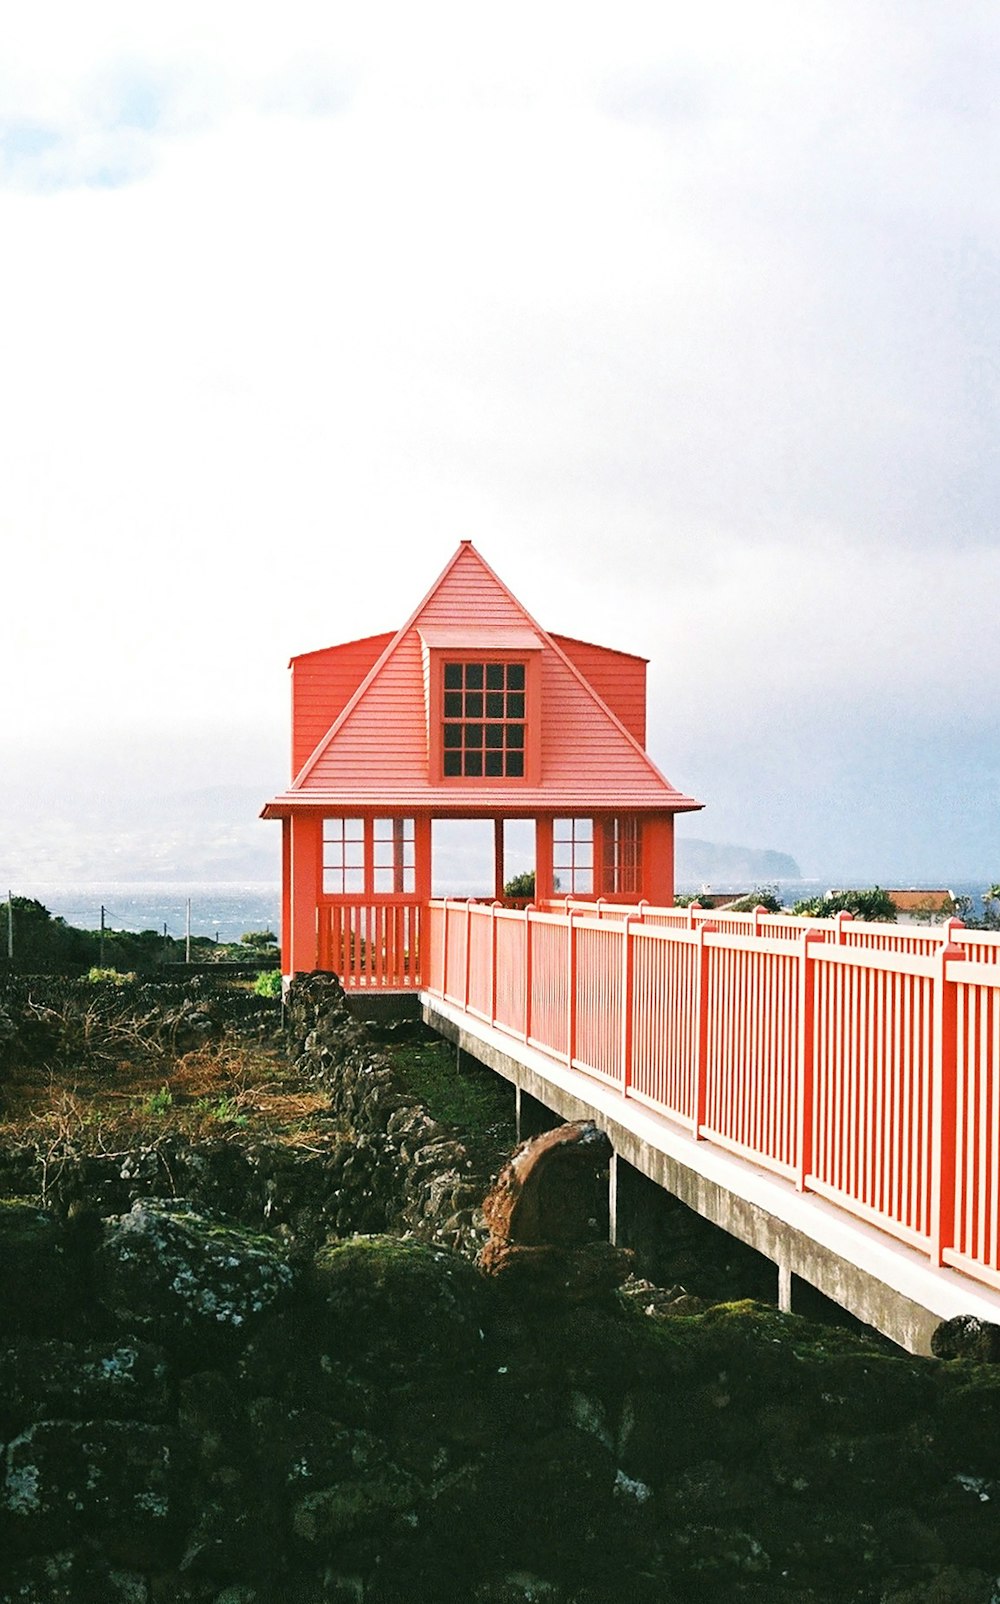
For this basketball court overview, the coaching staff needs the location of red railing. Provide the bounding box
[318,899,424,989]
[425,899,1000,1293]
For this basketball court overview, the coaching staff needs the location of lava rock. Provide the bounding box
[97,1199,297,1354]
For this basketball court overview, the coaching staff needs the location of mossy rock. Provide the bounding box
[926,1362,1000,1474]
[97,1198,297,1355]
[311,1234,491,1375]
[2,1418,186,1563]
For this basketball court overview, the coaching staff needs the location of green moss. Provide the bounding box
[382,1039,512,1136]
[293,1464,417,1544]
[312,1234,490,1375]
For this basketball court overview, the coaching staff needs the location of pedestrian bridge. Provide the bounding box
[416,897,1000,1355]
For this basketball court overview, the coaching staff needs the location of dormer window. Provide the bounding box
[442,661,526,777]
[421,626,542,784]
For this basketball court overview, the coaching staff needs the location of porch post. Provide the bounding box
[494,819,505,901]
[414,816,433,902]
[280,818,292,973]
[644,814,674,907]
[288,812,321,975]
[534,817,554,904]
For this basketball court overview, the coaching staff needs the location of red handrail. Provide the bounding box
[425,898,1000,1294]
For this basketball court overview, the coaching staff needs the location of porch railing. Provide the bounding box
[317,899,423,989]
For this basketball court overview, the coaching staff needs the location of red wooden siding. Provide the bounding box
[291,633,394,777]
[550,634,647,747]
[301,632,432,788]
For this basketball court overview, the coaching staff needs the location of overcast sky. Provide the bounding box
[2,2,998,884]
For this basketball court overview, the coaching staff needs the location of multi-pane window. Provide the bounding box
[553,817,593,894]
[323,818,415,895]
[442,661,526,778]
[373,817,415,894]
[603,816,641,896]
[323,818,365,894]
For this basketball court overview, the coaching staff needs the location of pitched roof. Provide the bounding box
[263,541,701,816]
[886,889,955,913]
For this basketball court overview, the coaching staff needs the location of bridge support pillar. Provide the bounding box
[777,1261,793,1314]
[609,1151,621,1247]
[516,1086,562,1144]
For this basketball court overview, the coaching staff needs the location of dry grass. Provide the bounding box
[0,1036,339,1154]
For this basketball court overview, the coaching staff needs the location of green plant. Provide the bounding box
[385,1040,512,1137]
[194,1094,248,1126]
[87,967,137,985]
[790,887,897,923]
[503,871,535,899]
[142,1085,173,1116]
[726,887,782,914]
[253,969,283,998]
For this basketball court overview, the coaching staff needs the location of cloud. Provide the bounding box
[1,3,999,880]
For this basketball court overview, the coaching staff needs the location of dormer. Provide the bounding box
[418,626,542,784]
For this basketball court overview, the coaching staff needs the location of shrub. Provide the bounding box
[725,887,783,914]
[791,888,897,923]
[254,970,283,998]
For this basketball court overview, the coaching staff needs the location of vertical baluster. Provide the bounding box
[796,932,822,1191]
[931,942,962,1265]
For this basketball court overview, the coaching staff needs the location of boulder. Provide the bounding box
[0,1200,88,1338]
[97,1199,297,1354]
[0,1341,169,1433]
[311,1234,489,1376]
[479,1123,631,1300]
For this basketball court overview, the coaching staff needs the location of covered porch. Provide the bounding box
[277,808,678,988]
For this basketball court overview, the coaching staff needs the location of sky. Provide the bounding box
[2,1,999,886]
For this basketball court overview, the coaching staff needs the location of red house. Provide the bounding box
[262,542,701,982]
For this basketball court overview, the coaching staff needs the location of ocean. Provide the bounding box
[8,883,281,946]
[8,877,995,945]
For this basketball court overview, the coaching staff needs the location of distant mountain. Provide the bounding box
[0,787,280,885]
[676,838,801,887]
[1,782,799,895]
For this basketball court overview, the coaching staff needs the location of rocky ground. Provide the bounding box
[1,973,999,1603]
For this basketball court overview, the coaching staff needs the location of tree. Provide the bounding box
[240,930,279,950]
[2,897,91,968]
[503,872,535,900]
[954,886,1000,931]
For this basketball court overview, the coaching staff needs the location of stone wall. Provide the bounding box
[282,973,508,1256]
[3,977,1000,1601]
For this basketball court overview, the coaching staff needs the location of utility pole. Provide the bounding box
[100,906,106,968]
[6,891,12,961]
[186,898,191,964]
